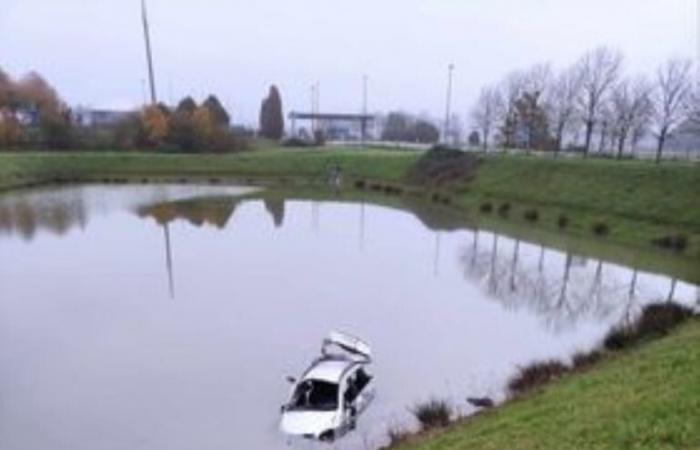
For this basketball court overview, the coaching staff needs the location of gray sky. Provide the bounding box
[1,0,697,126]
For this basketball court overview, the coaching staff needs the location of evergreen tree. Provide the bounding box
[259,85,284,139]
[203,95,230,128]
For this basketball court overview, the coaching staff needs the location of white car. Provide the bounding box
[280,332,375,442]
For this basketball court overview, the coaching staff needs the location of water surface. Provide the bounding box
[0,184,696,450]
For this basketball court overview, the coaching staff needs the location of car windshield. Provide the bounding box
[288,379,339,412]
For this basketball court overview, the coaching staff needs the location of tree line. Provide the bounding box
[470,46,699,162]
[0,66,248,152]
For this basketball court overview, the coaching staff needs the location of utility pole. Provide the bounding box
[310,84,316,132]
[141,0,158,104]
[362,75,369,145]
[443,64,455,145]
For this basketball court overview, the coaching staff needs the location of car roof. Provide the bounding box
[302,356,360,383]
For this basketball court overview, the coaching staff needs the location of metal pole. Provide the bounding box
[141,0,158,104]
[362,75,368,146]
[310,84,316,133]
[444,64,455,145]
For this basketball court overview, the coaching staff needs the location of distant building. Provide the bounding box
[74,107,131,128]
[666,120,700,159]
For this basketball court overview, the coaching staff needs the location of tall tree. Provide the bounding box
[203,95,230,128]
[175,96,197,116]
[471,86,502,150]
[498,71,526,149]
[547,66,583,154]
[651,58,693,163]
[610,77,652,159]
[576,47,623,157]
[259,85,284,139]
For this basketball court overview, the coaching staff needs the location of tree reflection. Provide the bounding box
[264,198,286,228]
[461,231,646,332]
[137,197,239,229]
[0,191,87,241]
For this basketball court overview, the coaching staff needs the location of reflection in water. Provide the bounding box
[137,198,239,229]
[164,223,175,299]
[264,198,286,228]
[0,189,88,240]
[460,231,692,333]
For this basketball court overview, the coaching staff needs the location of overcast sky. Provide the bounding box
[1,0,697,126]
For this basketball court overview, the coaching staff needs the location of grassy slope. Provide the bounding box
[0,149,419,189]
[391,319,700,450]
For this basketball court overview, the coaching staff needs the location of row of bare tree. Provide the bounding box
[470,47,698,162]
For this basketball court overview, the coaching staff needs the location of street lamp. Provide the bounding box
[444,63,455,145]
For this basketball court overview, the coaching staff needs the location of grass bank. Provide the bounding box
[0,148,698,281]
[388,317,700,450]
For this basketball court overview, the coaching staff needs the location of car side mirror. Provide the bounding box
[286,376,297,384]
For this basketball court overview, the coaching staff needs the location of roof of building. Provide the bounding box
[288,112,374,121]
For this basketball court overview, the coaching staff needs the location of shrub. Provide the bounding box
[508,360,569,394]
[409,146,480,185]
[354,179,367,190]
[592,222,609,236]
[410,399,452,430]
[282,137,311,147]
[524,209,539,222]
[498,203,511,217]
[604,302,694,351]
[636,303,694,337]
[480,202,493,213]
[558,214,569,229]
[386,426,412,446]
[652,234,688,252]
[572,350,603,369]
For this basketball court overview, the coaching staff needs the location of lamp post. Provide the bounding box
[141,0,158,104]
[362,75,369,145]
[444,64,455,145]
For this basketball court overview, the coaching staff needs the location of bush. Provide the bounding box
[508,360,569,394]
[572,350,603,369]
[604,302,694,351]
[409,146,480,185]
[410,399,452,430]
[386,426,412,446]
[558,214,569,229]
[282,137,311,147]
[498,203,511,217]
[652,234,688,252]
[480,202,493,213]
[592,222,610,236]
[524,209,539,222]
[354,179,367,190]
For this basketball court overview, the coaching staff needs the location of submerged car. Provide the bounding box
[280,331,375,442]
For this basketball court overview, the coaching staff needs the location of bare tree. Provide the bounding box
[651,59,693,163]
[576,47,624,157]
[547,65,583,154]
[610,76,653,159]
[687,86,700,126]
[471,86,503,151]
[519,63,552,151]
[497,70,527,150]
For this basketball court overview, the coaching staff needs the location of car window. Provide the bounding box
[344,368,372,405]
[289,380,339,411]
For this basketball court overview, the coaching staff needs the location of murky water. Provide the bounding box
[0,185,696,450]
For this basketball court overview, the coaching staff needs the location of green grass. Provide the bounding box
[0,148,419,189]
[389,318,700,450]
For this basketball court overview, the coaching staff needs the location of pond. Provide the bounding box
[0,184,696,450]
